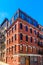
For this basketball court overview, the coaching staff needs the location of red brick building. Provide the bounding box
[5,9,43,65]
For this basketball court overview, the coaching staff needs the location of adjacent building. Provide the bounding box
[0,18,9,62]
[1,9,43,65]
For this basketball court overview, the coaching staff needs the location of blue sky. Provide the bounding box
[0,0,43,26]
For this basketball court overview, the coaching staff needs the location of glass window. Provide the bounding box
[29,18,33,24]
[12,27,13,33]
[20,44,23,52]
[6,57,7,63]
[12,36,13,42]
[20,33,23,40]
[14,13,19,20]
[12,46,13,54]
[9,48,10,53]
[7,40,8,45]
[39,28,41,31]
[42,28,43,31]
[26,35,28,41]
[26,46,28,52]
[28,46,32,52]
[13,25,16,31]
[34,30,36,35]
[20,57,25,64]
[34,38,37,43]
[6,48,8,53]
[30,37,32,43]
[15,25,16,30]
[30,56,34,64]
[25,26,28,31]
[9,39,11,43]
[9,30,11,35]
[30,28,32,33]
[14,34,16,40]
[33,56,38,63]
[14,45,16,53]
[33,20,38,27]
[20,23,22,29]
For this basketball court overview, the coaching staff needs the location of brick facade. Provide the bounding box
[1,9,43,65]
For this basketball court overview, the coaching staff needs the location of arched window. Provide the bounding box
[25,26,28,31]
[20,23,22,29]
[20,33,23,40]
[30,28,32,33]
[30,37,32,43]
[26,35,28,41]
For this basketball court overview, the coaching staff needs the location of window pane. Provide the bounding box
[20,23,22,29]
[30,28,32,33]
[26,35,28,41]
[20,33,23,40]
[25,26,28,31]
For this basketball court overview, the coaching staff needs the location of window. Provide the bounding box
[29,46,32,52]
[30,56,34,64]
[34,30,36,35]
[20,33,23,40]
[14,45,16,53]
[6,57,7,63]
[6,48,8,53]
[9,47,11,54]
[37,32,39,37]
[30,37,32,43]
[14,34,16,40]
[12,28,13,33]
[20,23,22,29]
[11,57,13,60]
[12,36,13,42]
[20,44,23,52]
[25,26,28,31]
[14,12,19,20]
[12,46,13,54]
[13,25,16,32]
[15,25,16,30]
[26,46,28,52]
[30,28,32,33]
[20,57,25,64]
[33,56,38,63]
[7,40,8,45]
[9,39,11,43]
[26,35,28,41]
[42,28,43,31]
[39,27,41,31]
[34,38,37,43]
[9,48,10,54]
